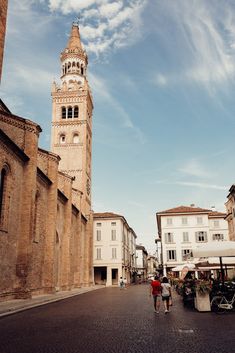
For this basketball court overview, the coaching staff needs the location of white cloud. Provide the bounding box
[49,0,104,13]
[99,2,123,19]
[81,23,107,40]
[47,0,147,56]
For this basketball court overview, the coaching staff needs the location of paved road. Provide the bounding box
[0,285,234,353]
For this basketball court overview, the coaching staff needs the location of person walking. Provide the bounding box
[161,276,172,314]
[119,277,124,289]
[149,275,162,313]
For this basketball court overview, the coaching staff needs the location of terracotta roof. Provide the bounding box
[208,211,227,218]
[93,212,137,238]
[156,205,226,218]
[156,205,212,215]
[93,212,123,219]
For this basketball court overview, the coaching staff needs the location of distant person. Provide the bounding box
[161,277,172,314]
[149,275,162,313]
[119,277,124,289]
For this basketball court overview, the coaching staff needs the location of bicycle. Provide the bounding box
[211,291,235,314]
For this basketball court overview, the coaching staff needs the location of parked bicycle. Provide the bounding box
[211,291,235,314]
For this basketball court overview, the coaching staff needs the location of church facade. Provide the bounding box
[0,24,94,300]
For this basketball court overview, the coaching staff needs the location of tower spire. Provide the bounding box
[60,22,88,85]
[67,23,83,50]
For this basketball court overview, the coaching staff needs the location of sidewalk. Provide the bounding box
[0,285,104,318]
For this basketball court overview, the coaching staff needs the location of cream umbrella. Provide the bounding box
[192,241,235,284]
[193,241,235,258]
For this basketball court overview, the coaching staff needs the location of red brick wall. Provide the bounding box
[0,0,8,82]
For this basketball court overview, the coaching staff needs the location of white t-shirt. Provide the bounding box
[161,283,171,297]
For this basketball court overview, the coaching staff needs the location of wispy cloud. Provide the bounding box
[175,181,228,191]
[155,180,228,191]
[8,64,53,93]
[90,72,145,144]
[180,2,235,90]
[127,200,145,208]
[8,0,55,39]
[150,0,235,92]
[152,73,167,87]
[48,0,147,57]
[178,159,211,178]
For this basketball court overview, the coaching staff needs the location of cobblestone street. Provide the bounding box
[0,284,234,353]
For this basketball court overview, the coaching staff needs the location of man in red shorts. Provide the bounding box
[149,275,162,313]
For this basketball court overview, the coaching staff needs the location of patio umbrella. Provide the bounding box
[192,241,235,284]
[193,241,235,258]
[171,263,196,272]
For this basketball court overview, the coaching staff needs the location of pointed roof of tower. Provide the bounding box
[61,23,87,64]
[67,23,83,50]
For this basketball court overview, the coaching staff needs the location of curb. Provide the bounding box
[0,286,104,318]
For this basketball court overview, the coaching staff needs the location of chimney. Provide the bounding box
[211,206,216,212]
[190,204,195,207]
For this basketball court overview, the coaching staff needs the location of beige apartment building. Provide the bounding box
[93,213,137,286]
[156,205,228,275]
[0,23,93,300]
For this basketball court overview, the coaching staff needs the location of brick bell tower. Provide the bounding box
[51,23,93,215]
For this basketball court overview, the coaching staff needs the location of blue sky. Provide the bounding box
[1,0,235,253]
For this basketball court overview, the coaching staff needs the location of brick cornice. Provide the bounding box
[38,148,60,163]
[52,120,86,127]
[0,111,41,136]
[0,129,29,163]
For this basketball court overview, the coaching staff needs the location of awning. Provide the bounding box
[192,241,235,258]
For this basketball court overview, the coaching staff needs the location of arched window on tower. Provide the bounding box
[68,106,72,119]
[61,106,66,119]
[81,65,84,75]
[59,134,66,144]
[74,106,79,118]
[73,133,79,144]
[68,62,71,72]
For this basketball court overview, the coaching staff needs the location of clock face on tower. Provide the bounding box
[86,179,90,195]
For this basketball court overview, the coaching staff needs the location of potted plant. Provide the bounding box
[194,280,211,312]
